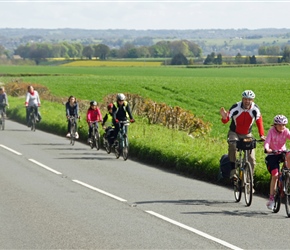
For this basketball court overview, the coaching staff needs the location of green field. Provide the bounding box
[1,64,290,194]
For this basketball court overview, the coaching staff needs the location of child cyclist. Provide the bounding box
[102,103,115,145]
[264,115,290,210]
[86,100,103,144]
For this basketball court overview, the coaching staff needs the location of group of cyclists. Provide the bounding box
[220,90,290,211]
[2,84,289,211]
[65,92,135,147]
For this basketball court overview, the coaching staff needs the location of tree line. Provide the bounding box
[1,41,290,65]
[11,40,202,64]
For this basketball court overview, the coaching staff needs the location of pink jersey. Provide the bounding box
[264,126,290,151]
[86,108,103,123]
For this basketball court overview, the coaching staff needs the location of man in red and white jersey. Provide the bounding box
[220,90,266,180]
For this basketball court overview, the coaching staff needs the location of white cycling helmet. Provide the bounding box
[242,90,255,99]
[117,93,126,101]
[274,115,288,125]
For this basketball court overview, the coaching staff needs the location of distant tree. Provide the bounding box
[170,40,189,57]
[280,45,290,62]
[213,53,222,65]
[235,52,243,64]
[171,53,188,65]
[93,44,110,60]
[14,44,30,59]
[249,55,257,64]
[149,41,171,57]
[136,46,150,58]
[127,48,138,58]
[204,52,215,65]
[82,45,94,59]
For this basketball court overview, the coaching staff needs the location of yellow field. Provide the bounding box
[61,60,162,67]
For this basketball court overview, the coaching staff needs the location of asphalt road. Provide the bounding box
[0,119,289,249]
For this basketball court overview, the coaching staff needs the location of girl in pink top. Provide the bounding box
[86,100,103,143]
[264,115,290,210]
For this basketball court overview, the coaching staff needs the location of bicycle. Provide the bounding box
[271,150,290,217]
[27,105,38,132]
[68,116,78,146]
[229,137,262,206]
[102,126,114,154]
[114,121,130,161]
[0,103,6,130]
[89,121,100,150]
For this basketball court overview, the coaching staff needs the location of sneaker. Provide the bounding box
[75,132,79,139]
[230,169,238,180]
[87,138,92,144]
[266,198,275,210]
[66,133,71,137]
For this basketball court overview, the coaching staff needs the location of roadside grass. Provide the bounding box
[2,65,290,195]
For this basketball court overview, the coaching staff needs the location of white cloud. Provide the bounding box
[0,1,290,30]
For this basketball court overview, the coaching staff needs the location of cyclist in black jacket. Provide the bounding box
[112,93,135,143]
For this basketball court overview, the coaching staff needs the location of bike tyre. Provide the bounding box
[284,173,290,217]
[0,113,4,130]
[115,147,120,159]
[244,162,253,207]
[234,179,242,202]
[122,136,129,161]
[31,114,36,132]
[95,132,100,150]
[273,185,281,213]
[70,124,75,146]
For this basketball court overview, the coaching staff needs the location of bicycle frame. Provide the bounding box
[115,121,130,160]
[90,121,100,150]
[68,116,77,145]
[272,150,290,217]
[28,106,37,131]
[229,137,260,206]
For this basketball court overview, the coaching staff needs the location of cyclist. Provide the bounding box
[112,93,135,144]
[0,86,9,117]
[220,90,266,181]
[86,100,103,144]
[264,115,290,210]
[25,85,41,127]
[65,95,79,139]
[102,103,115,145]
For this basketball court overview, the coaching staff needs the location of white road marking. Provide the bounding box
[0,144,22,155]
[28,159,62,175]
[146,210,243,250]
[72,179,127,202]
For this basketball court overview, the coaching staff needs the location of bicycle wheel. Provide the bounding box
[273,185,281,213]
[284,173,290,217]
[234,178,242,202]
[103,134,111,154]
[114,140,120,159]
[1,115,4,130]
[95,132,100,150]
[122,135,129,161]
[0,112,4,130]
[70,123,76,146]
[244,162,253,206]
[31,114,36,131]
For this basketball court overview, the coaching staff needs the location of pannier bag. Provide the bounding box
[220,154,231,178]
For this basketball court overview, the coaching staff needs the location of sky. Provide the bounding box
[1,1,290,30]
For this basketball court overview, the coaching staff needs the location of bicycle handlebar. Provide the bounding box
[228,138,264,143]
